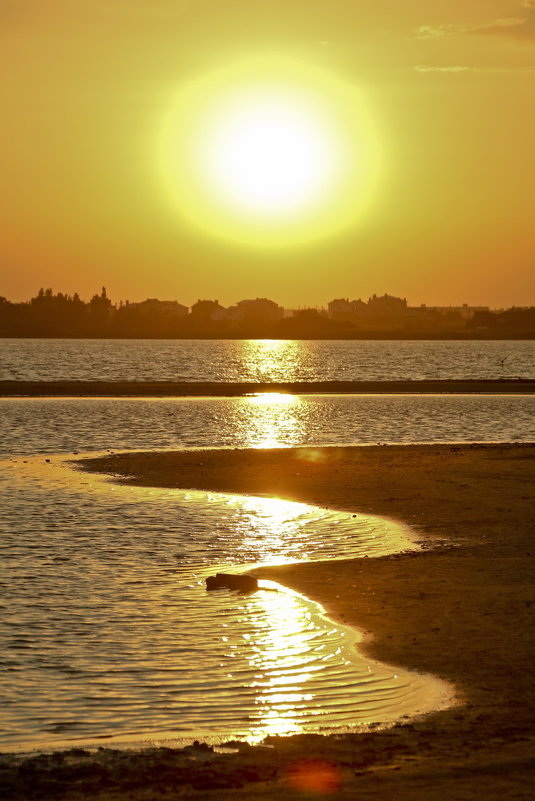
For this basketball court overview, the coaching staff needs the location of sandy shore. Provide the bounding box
[1,379,534,396]
[3,444,534,800]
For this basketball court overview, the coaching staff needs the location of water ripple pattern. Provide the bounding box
[1,338,533,382]
[0,394,533,456]
[0,458,450,751]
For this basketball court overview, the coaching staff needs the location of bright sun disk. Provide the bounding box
[199,93,340,218]
[160,57,380,248]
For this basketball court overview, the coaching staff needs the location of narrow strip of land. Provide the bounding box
[0,379,534,396]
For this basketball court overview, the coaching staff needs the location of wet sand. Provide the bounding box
[1,378,534,396]
[3,444,534,800]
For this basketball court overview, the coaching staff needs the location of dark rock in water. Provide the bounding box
[205,573,258,593]
[192,740,214,752]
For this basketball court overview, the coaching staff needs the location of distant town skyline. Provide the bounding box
[3,287,533,339]
[2,276,533,311]
[0,286,512,312]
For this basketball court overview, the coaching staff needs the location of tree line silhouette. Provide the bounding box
[0,287,534,339]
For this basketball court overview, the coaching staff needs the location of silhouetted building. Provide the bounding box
[367,293,408,313]
[190,299,227,321]
[126,299,188,317]
[328,298,368,320]
[226,298,283,324]
[405,303,492,332]
[414,303,489,320]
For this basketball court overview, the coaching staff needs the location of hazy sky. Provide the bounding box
[1,0,534,308]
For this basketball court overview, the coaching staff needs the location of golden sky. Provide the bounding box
[1,0,534,308]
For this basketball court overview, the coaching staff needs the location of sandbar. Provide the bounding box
[0,378,534,396]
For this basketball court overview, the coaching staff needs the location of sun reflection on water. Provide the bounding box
[248,392,296,405]
[248,585,322,738]
[237,340,310,448]
[239,339,303,382]
[240,393,303,448]
[220,494,317,565]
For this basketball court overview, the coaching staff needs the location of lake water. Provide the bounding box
[1,338,532,752]
[0,394,534,456]
[1,338,533,382]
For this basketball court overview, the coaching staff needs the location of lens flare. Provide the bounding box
[159,55,380,248]
[288,760,343,794]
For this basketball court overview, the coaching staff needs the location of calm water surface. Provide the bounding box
[1,338,533,381]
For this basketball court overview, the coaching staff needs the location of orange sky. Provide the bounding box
[1,0,534,308]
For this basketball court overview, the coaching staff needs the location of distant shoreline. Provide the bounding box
[1,333,534,340]
[1,379,534,397]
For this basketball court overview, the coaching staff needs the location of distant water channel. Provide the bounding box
[1,338,534,382]
[0,394,533,456]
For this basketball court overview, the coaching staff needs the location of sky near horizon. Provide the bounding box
[1,0,534,308]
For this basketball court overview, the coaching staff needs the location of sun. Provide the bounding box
[197,90,342,219]
[159,56,380,248]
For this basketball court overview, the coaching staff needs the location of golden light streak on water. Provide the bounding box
[248,585,318,738]
[237,341,304,448]
[239,390,302,449]
[248,392,296,405]
[239,339,303,382]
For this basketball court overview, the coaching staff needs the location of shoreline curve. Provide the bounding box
[3,443,534,801]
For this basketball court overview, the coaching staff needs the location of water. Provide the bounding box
[2,337,531,752]
[0,457,450,751]
[1,338,533,382]
[0,394,533,456]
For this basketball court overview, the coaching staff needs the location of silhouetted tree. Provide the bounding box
[27,288,87,335]
[87,287,113,333]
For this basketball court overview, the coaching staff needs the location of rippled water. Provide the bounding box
[0,457,450,751]
[0,394,533,456]
[1,338,533,381]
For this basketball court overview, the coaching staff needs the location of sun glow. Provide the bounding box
[160,56,380,247]
[199,92,340,218]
